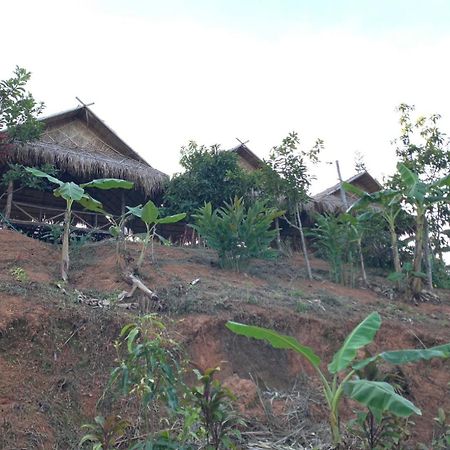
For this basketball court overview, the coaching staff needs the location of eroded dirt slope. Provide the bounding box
[0,229,449,448]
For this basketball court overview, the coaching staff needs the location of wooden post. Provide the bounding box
[4,180,13,219]
[336,160,348,210]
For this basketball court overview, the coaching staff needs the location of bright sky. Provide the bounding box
[3,0,450,193]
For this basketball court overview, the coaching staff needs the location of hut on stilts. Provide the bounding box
[0,105,168,237]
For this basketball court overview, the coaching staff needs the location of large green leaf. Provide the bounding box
[328,312,381,374]
[54,182,84,201]
[353,342,450,370]
[345,380,421,418]
[127,205,143,218]
[226,321,321,368]
[141,200,159,224]
[80,178,134,190]
[77,193,104,213]
[25,167,62,186]
[397,163,418,189]
[156,213,186,224]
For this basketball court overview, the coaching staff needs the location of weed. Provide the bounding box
[9,266,28,282]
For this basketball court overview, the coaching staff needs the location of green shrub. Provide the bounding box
[192,197,283,271]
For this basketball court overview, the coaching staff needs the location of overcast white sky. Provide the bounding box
[3,0,450,193]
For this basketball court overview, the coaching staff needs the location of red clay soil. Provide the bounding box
[0,229,449,448]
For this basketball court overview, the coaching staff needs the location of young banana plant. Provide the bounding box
[128,200,186,269]
[226,312,450,446]
[25,167,133,281]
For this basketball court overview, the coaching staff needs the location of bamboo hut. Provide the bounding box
[0,105,168,234]
[307,171,382,215]
[228,143,264,171]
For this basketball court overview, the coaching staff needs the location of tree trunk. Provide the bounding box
[358,239,368,287]
[61,203,72,282]
[275,217,281,251]
[411,209,425,296]
[424,219,433,290]
[4,180,13,219]
[388,219,401,274]
[296,205,313,280]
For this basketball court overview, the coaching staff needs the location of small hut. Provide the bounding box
[0,105,168,234]
[228,143,264,171]
[309,171,382,214]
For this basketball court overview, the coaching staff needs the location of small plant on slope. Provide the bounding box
[192,197,283,271]
[25,167,133,281]
[191,367,244,450]
[127,200,186,269]
[226,312,450,447]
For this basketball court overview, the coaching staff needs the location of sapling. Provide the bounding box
[25,167,133,281]
[227,312,450,446]
[128,200,186,269]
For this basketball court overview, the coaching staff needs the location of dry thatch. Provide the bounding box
[6,141,167,196]
[306,171,382,215]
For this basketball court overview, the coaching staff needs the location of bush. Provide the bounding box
[192,197,283,271]
[163,142,256,217]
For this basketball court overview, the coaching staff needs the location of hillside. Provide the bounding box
[0,229,449,449]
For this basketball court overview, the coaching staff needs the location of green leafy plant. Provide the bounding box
[107,315,182,428]
[347,411,412,450]
[9,266,27,282]
[79,415,130,450]
[226,312,450,446]
[191,367,244,449]
[257,132,323,279]
[25,167,133,281]
[192,197,283,271]
[127,200,186,268]
[0,66,44,144]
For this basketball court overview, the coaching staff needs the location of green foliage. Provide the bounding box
[226,312,450,446]
[0,66,44,143]
[191,367,244,449]
[9,266,28,282]
[347,410,412,450]
[192,197,283,271]
[1,163,58,190]
[108,315,181,412]
[128,200,186,268]
[80,415,130,450]
[163,141,256,217]
[25,167,133,281]
[309,213,367,286]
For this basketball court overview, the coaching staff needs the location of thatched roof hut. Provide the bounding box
[228,143,264,171]
[1,106,168,232]
[308,171,382,214]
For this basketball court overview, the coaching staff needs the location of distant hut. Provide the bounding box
[0,105,168,234]
[308,171,382,215]
[228,142,264,171]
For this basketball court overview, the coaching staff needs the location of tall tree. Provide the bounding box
[391,104,450,265]
[163,141,255,217]
[258,132,323,280]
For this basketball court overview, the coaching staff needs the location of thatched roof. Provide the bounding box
[3,106,168,196]
[307,171,382,214]
[228,143,264,171]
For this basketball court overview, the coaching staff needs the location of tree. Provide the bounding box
[163,142,256,217]
[397,163,450,298]
[26,168,133,282]
[0,66,44,145]
[257,132,323,280]
[391,104,450,265]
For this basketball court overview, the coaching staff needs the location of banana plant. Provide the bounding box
[397,163,450,296]
[128,200,186,268]
[343,182,404,276]
[25,167,133,281]
[226,312,450,446]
